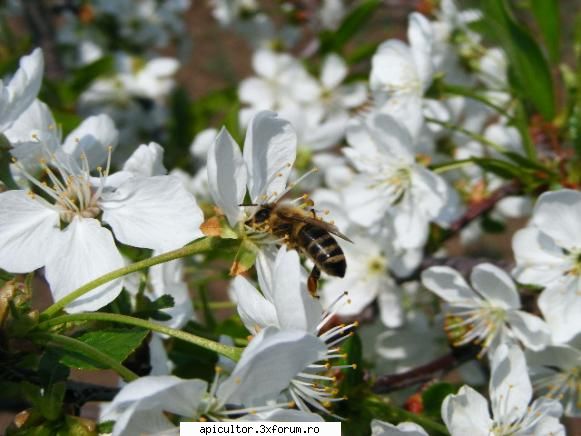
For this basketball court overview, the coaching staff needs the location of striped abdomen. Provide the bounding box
[297,224,346,277]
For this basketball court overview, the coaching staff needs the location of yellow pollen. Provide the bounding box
[351,364,357,369]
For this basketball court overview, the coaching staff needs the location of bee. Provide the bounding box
[245,201,352,296]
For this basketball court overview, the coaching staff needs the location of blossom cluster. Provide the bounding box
[0,1,579,435]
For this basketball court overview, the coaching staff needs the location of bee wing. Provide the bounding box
[275,209,354,243]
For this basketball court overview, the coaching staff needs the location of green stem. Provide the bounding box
[426,117,507,153]
[431,158,476,174]
[36,312,242,362]
[42,237,217,318]
[30,332,139,382]
[440,82,513,119]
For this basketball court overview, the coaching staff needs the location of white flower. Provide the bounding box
[238,50,320,127]
[527,340,581,417]
[0,123,204,313]
[442,345,565,436]
[231,247,356,414]
[421,263,551,354]
[512,189,581,343]
[371,420,428,436]
[342,112,451,249]
[0,48,44,132]
[207,110,297,227]
[102,327,326,435]
[370,13,433,138]
[320,235,403,327]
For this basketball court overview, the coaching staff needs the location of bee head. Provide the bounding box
[246,205,272,227]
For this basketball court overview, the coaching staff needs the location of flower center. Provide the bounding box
[367,256,387,276]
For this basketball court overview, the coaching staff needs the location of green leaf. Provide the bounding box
[530,0,560,62]
[472,157,527,180]
[229,239,258,276]
[69,56,114,96]
[57,328,148,370]
[422,382,458,418]
[482,0,555,119]
[319,0,381,53]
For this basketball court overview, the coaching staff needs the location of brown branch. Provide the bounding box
[448,181,522,234]
[372,344,480,394]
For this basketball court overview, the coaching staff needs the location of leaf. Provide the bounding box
[482,0,555,119]
[229,240,258,276]
[422,382,458,418]
[319,0,381,53]
[530,0,560,62]
[472,157,527,180]
[69,56,114,96]
[57,328,148,370]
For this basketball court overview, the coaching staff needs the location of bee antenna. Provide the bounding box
[239,203,258,207]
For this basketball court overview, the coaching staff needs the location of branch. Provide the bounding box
[372,345,480,394]
[448,181,521,234]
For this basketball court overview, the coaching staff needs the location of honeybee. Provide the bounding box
[245,201,352,296]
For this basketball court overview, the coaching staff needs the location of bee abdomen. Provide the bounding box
[298,224,346,278]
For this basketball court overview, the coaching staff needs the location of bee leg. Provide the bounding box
[307,266,321,298]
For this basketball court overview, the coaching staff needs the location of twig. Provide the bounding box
[372,345,480,394]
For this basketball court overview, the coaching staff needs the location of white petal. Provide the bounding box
[243,409,324,422]
[0,190,60,272]
[507,311,551,351]
[0,48,44,131]
[512,227,569,287]
[421,266,479,305]
[238,78,275,108]
[217,327,326,406]
[342,177,388,226]
[490,344,532,423]
[370,40,416,93]
[408,12,434,89]
[112,404,175,436]
[101,175,204,251]
[470,263,520,309]
[45,218,124,313]
[190,128,217,160]
[531,190,581,250]
[380,93,425,141]
[106,375,206,419]
[244,111,297,203]
[122,142,167,177]
[5,99,60,169]
[62,114,118,168]
[272,248,322,333]
[321,53,347,89]
[378,287,404,328]
[231,276,278,334]
[392,206,429,249]
[371,419,428,436]
[538,278,581,343]
[441,385,491,436]
[410,165,448,219]
[252,49,280,79]
[206,127,247,226]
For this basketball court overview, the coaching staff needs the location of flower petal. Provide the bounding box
[421,266,479,305]
[61,114,118,168]
[0,48,44,131]
[408,12,434,89]
[531,190,581,250]
[206,127,247,226]
[512,227,569,287]
[321,53,347,90]
[538,277,581,343]
[470,263,520,309]
[370,419,428,436]
[0,190,60,273]
[217,327,326,406]
[244,111,297,203]
[231,275,278,334]
[507,310,550,351]
[45,217,124,313]
[101,175,204,251]
[272,248,322,333]
[441,385,492,436]
[489,344,532,423]
[122,142,167,177]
